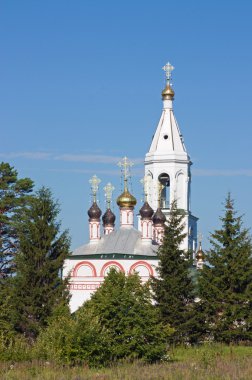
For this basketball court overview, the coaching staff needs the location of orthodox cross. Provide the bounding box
[197,232,203,248]
[140,176,148,202]
[162,62,174,84]
[89,174,101,203]
[104,182,115,209]
[118,156,133,190]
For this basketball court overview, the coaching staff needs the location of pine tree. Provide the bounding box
[12,187,70,339]
[0,162,33,280]
[152,201,198,344]
[80,268,171,363]
[198,194,252,343]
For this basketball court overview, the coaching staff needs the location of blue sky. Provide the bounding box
[1,0,252,249]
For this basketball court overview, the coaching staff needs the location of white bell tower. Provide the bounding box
[144,62,198,252]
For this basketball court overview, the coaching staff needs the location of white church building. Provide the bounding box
[63,63,199,312]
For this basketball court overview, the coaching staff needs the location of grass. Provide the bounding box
[0,344,252,380]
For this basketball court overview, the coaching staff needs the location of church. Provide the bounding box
[63,63,200,312]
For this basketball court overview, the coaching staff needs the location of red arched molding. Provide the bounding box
[100,261,125,277]
[73,261,97,277]
[129,261,154,276]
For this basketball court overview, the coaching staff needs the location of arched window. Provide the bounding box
[129,261,154,277]
[158,173,170,209]
[100,261,125,277]
[73,261,97,277]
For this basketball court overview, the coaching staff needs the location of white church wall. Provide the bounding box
[63,258,158,312]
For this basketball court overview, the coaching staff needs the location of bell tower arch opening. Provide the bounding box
[158,173,170,209]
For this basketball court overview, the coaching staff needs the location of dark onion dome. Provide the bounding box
[102,208,116,226]
[152,207,166,225]
[139,201,154,219]
[117,189,137,208]
[196,244,204,261]
[87,202,102,220]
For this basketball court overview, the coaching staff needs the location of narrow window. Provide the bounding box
[158,173,170,209]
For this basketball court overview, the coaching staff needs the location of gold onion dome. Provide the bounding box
[196,244,204,261]
[117,189,137,208]
[162,84,175,100]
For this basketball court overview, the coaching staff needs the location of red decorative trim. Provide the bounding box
[129,261,154,276]
[100,261,125,277]
[73,261,97,277]
[69,282,101,291]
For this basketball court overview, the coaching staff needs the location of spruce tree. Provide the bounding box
[0,162,33,280]
[12,187,70,339]
[152,201,198,344]
[198,194,252,343]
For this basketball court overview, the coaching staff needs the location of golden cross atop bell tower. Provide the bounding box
[162,62,174,85]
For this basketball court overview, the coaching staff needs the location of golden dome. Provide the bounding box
[162,84,175,100]
[117,189,137,208]
[196,244,204,261]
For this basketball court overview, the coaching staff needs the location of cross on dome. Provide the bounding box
[140,176,149,201]
[89,175,101,202]
[104,182,115,209]
[162,62,174,84]
[197,232,203,244]
[118,156,134,190]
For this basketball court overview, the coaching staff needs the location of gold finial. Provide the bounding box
[196,233,204,261]
[162,61,175,100]
[104,182,115,209]
[89,175,101,203]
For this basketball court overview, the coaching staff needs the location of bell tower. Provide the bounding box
[144,62,198,252]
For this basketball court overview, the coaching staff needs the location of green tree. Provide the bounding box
[198,194,252,343]
[0,285,15,337]
[12,187,70,339]
[152,201,198,344]
[35,308,112,367]
[0,162,33,280]
[81,268,171,363]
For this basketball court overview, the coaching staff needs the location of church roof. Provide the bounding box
[71,227,158,257]
[148,106,187,157]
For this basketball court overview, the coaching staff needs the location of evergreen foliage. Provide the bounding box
[35,269,171,366]
[0,162,33,280]
[153,201,198,344]
[198,194,252,343]
[81,269,171,363]
[0,282,15,337]
[12,187,71,339]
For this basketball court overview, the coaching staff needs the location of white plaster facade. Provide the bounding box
[64,257,158,312]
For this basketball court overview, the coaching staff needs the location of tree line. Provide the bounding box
[0,162,251,366]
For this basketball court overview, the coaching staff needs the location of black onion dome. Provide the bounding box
[152,207,166,225]
[139,201,154,219]
[102,208,116,226]
[88,202,102,220]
